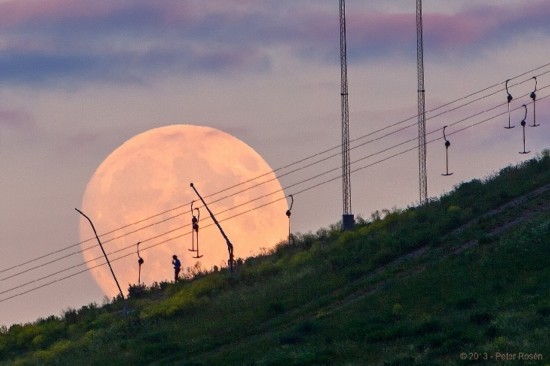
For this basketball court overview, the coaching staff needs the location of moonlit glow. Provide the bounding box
[79,125,288,297]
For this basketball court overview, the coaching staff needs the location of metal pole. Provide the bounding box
[137,242,144,285]
[340,0,354,230]
[416,0,428,204]
[286,195,294,245]
[75,208,125,299]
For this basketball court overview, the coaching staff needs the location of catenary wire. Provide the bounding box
[1,82,549,284]
[1,64,549,277]
[2,92,548,302]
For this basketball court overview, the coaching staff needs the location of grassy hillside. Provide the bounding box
[2,152,550,365]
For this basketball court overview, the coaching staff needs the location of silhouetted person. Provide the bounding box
[172,255,181,282]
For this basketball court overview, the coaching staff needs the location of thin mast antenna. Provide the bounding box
[416,0,428,205]
[340,0,354,230]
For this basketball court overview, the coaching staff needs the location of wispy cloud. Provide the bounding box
[424,2,550,54]
[0,0,547,86]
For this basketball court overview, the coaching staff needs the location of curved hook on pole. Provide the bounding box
[194,207,200,222]
[520,104,530,155]
[189,200,203,257]
[285,194,294,218]
[442,126,453,176]
[443,126,450,146]
[505,79,513,102]
[192,206,203,258]
[190,200,200,224]
[531,76,538,100]
[286,194,294,245]
[189,201,198,252]
[505,79,515,129]
[530,76,539,127]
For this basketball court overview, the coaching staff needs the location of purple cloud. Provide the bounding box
[0,0,548,86]
[0,0,267,85]
[288,1,550,61]
[424,2,550,54]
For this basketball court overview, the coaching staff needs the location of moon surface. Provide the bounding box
[79,125,288,297]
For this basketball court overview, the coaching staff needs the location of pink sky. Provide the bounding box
[1,0,550,326]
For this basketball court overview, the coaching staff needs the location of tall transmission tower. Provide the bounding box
[340,0,354,230]
[416,0,428,205]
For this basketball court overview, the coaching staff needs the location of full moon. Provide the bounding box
[79,125,288,297]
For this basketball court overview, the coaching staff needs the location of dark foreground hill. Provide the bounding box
[2,153,550,365]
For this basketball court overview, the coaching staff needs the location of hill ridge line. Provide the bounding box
[184,180,550,362]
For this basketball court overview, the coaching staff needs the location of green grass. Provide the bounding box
[2,151,550,365]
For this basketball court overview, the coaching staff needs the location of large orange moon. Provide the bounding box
[79,124,288,297]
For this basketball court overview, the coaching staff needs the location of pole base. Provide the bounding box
[342,214,355,231]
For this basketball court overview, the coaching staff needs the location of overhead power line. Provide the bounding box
[1,90,549,303]
[2,74,549,285]
[1,64,549,279]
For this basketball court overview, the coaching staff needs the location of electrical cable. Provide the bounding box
[2,65,550,280]
[2,81,549,286]
[2,91,549,304]
[7,63,549,278]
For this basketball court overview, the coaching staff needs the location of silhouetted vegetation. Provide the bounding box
[1,151,550,365]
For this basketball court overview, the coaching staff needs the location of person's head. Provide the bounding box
[172,255,177,260]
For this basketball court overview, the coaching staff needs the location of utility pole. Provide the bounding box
[416,0,428,205]
[75,208,124,300]
[340,0,354,230]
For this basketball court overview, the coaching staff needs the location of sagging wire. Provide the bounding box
[4,67,550,281]
[3,93,550,304]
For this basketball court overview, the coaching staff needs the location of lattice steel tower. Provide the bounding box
[340,0,354,230]
[416,0,428,204]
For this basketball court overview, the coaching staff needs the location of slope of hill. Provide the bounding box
[1,152,550,365]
